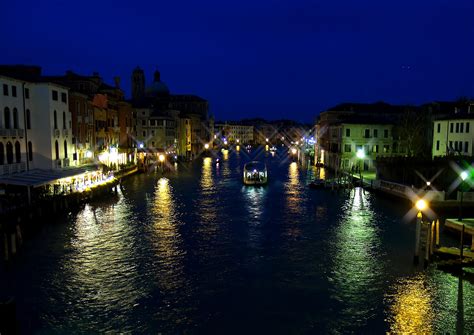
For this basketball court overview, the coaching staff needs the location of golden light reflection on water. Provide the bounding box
[330,187,381,329]
[70,198,141,311]
[200,157,213,190]
[386,275,434,334]
[197,157,218,236]
[284,162,303,237]
[152,177,185,291]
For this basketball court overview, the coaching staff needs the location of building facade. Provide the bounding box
[432,117,474,157]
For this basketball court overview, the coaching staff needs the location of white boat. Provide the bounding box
[243,161,268,185]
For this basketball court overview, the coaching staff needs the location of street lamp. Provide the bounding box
[459,170,468,222]
[159,154,165,172]
[204,143,209,150]
[414,198,428,264]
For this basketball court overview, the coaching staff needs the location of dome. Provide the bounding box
[145,81,170,97]
[145,70,170,97]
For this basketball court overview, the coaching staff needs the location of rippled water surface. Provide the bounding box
[2,147,474,333]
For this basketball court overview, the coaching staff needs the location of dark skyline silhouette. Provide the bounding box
[2,0,474,122]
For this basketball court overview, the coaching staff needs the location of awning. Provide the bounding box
[0,165,100,188]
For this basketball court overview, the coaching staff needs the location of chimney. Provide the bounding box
[114,76,121,88]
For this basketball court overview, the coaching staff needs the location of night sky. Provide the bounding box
[2,0,474,122]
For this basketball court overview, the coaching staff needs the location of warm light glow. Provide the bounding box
[159,154,165,162]
[236,145,240,151]
[461,171,468,181]
[426,181,431,186]
[85,150,93,158]
[291,148,297,155]
[265,144,269,151]
[236,139,240,143]
[224,140,228,145]
[204,143,209,150]
[356,149,365,159]
[266,138,269,142]
[139,143,144,149]
[415,199,427,211]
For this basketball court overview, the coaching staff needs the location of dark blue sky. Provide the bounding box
[2,0,474,122]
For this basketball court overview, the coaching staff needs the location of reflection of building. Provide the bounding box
[131,67,210,160]
[0,67,75,173]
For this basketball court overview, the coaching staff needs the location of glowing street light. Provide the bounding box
[459,170,469,222]
[265,138,269,143]
[159,154,165,162]
[139,143,144,149]
[356,149,365,159]
[236,139,240,143]
[415,199,427,212]
[291,148,297,155]
[204,143,209,150]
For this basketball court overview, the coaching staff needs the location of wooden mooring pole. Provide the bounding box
[424,221,431,266]
[414,212,422,264]
[460,224,465,260]
[435,219,440,248]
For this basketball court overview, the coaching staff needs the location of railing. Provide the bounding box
[0,128,25,137]
[0,162,27,175]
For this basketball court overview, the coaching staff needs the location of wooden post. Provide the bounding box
[430,221,435,256]
[435,219,440,248]
[414,212,422,264]
[425,222,431,266]
[460,224,465,260]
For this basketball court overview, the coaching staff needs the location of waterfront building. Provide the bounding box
[0,69,76,173]
[45,70,136,167]
[131,68,210,160]
[214,122,254,144]
[325,118,397,172]
[432,115,474,157]
[315,102,409,171]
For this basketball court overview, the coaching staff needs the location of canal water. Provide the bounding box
[1,147,473,334]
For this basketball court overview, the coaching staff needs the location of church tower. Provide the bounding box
[131,66,145,100]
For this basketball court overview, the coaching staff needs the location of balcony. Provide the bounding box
[53,129,60,137]
[0,162,26,176]
[63,129,69,137]
[0,128,24,138]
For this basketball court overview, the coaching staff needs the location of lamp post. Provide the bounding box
[159,154,165,173]
[414,199,427,264]
[356,148,365,186]
[459,171,468,222]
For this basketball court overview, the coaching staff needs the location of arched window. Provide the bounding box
[13,108,18,129]
[26,109,31,129]
[4,107,10,129]
[55,140,59,160]
[6,142,13,164]
[64,140,68,158]
[54,110,57,129]
[0,142,4,165]
[28,141,33,161]
[63,111,66,129]
[15,141,21,163]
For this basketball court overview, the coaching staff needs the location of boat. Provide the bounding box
[309,178,324,189]
[243,161,268,185]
